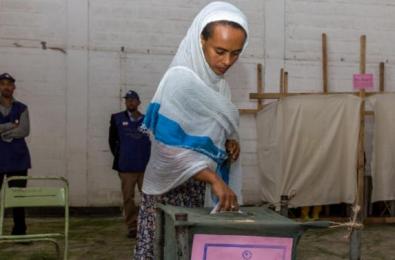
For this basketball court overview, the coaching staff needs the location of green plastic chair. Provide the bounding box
[0,176,69,259]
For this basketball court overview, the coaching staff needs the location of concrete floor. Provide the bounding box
[0,216,394,260]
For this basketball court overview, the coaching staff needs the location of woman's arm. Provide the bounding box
[193,168,238,212]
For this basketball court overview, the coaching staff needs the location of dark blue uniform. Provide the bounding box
[109,110,151,236]
[109,111,151,173]
[0,101,31,172]
[0,100,30,235]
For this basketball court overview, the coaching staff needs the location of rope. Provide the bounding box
[329,205,363,240]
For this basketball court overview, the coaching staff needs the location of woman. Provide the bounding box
[134,2,248,259]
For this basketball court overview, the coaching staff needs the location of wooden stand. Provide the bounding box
[241,34,395,227]
[322,33,329,94]
[349,35,367,260]
[239,63,264,114]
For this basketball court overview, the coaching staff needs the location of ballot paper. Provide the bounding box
[209,203,243,214]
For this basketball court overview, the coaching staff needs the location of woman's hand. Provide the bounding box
[211,177,239,212]
[194,168,239,212]
[225,139,240,161]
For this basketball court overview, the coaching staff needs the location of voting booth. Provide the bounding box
[154,204,329,260]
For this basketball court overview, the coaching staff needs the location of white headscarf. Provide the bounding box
[142,2,248,205]
[171,1,249,94]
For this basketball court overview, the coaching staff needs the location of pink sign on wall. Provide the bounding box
[191,234,293,260]
[353,73,374,90]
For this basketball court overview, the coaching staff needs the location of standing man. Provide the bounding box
[109,90,151,239]
[0,73,31,235]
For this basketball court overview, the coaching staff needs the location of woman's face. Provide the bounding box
[201,24,246,76]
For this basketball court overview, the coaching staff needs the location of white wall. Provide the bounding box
[0,0,264,206]
[284,0,395,92]
[1,0,394,206]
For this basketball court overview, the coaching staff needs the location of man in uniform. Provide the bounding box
[109,90,151,238]
[0,73,31,235]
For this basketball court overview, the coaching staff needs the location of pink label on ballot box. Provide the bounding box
[353,73,374,90]
[191,234,293,260]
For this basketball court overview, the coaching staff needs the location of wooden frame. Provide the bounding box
[241,33,394,259]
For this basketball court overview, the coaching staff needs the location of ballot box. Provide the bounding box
[154,204,329,260]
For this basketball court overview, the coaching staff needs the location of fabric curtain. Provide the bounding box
[257,94,361,207]
[368,94,395,202]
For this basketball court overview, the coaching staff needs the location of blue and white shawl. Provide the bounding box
[141,2,248,205]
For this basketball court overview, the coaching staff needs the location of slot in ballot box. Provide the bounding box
[154,204,329,260]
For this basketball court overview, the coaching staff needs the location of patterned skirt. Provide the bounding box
[133,179,205,260]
